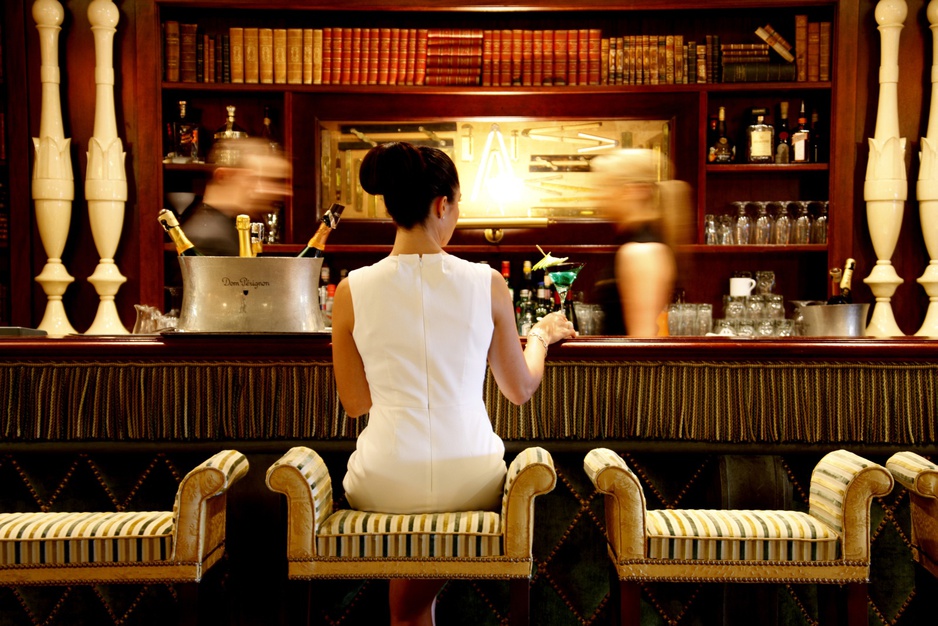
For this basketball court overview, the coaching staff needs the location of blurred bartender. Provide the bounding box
[590,148,692,336]
[181,137,291,255]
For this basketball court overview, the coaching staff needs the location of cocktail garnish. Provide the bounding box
[531,244,569,271]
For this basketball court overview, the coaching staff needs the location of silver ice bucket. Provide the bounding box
[800,303,870,337]
[177,256,324,332]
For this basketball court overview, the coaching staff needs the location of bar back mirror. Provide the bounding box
[319,118,672,220]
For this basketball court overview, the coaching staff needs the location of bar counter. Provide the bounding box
[1,335,936,625]
[1,334,936,451]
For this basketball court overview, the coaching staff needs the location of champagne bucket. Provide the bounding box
[800,303,870,337]
[177,256,324,332]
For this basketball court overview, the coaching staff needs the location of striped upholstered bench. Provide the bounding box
[266,446,556,625]
[0,449,249,586]
[886,451,938,579]
[584,448,893,626]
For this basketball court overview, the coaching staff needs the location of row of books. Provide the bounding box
[163,22,829,87]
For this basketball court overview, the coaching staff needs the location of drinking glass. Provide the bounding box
[547,262,584,313]
[736,319,756,337]
[714,319,736,336]
[773,203,792,244]
[733,201,751,245]
[668,303,685,336]
[766,294,785,319]
[718,214,735,245]
[811,201,829,244]
[755,270,776,295]
[695,304,713,335]
[775,319,795,337]
[752,201,773,245]
[757,319,776,336]
[745,294,766,320]
[704,213,718,245]
[724,295,746,320]
[792,201,813,244]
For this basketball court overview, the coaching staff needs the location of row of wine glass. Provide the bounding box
[704,200,828,246]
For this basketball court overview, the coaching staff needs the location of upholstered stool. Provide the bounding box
[886,451,938,578]
[0,449,248,619]
[584,448,893,626]
[266,446,556,625]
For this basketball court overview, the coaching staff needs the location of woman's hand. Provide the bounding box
[533,311,578,345]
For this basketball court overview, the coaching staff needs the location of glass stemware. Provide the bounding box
[547,262,584,312]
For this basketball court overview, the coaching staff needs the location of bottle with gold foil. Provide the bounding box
[297,203,345,258]
[157,209,203,256]
[210,105,250,165]
[236,214,255,257]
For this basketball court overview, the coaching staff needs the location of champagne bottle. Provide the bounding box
[236,214,254,258]
[827,258,856,304]
[157,208,203,256]
[297,203,346,258]
[774,101,790,164]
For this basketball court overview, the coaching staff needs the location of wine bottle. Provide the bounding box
[157,208,203,256]
[827,258,856,304]
[297,203,346,258]
[775,101,790,164]
[790,101,812,163]
[236,214,254,257]
[709,106,735,164]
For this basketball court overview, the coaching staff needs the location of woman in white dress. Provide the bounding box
[332,141,575,626]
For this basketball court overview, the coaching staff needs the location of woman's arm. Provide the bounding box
[486,270,575,405]
[331,278,372,418]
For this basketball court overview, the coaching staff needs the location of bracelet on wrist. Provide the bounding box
[526,329,549,351]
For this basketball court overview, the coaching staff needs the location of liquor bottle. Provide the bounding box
[709,106,735,164]
[746,107,774,163]
[811,109,827,162]
[534,283,550,321]
[297,203,346,258]
[827,258,856,304]
[790,102,812,163]
[517,289,536,336]
[501,260,514,303]
[169,100,199,163]
[210,105,250,165]
[775,101,790,164]
[236,214,255,257]
[157,208,203,256]
[706,114,719,162]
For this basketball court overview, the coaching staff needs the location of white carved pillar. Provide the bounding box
[863,0,908,337]
[916,0,938,337]
[31,0,77,337]
[84,0,128,334]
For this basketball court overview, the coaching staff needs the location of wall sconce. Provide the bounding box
[455,216,549,243]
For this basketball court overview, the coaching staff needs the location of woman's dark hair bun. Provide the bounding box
[359,142,423,197]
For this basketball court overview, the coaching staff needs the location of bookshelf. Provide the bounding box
[137,0,857,323]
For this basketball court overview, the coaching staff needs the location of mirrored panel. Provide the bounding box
[319,118,672,219]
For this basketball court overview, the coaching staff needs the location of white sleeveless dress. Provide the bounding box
[342,253,507,514]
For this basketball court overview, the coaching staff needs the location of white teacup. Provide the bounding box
[729,277,757,296]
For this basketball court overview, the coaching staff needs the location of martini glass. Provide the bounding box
[547,262,584,312]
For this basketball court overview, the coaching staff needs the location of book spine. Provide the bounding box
[222,34,230,83]
[163,21,180,82]
[424,75,480,86]
[721,62,797,83]
[807,21,820,81]
[259,28,274,84]
[205,35,215,82]
[674,34,684,84]
[215,36,224,83]
[180,23,198,82]
[482,30,494,86]
[406,28,418,85]
[533,30,545,86]
[762,23,793,51]
[273,29,287,84]
[388,28,400,85]
[342,27,354,85]
[350,28,363,85]
[287,28,303,84]
[554,30,568,86]
[497,30,510,86]
[398,29,410,85]
[542,30,554,86]
[244,27,259,83]
[696,43,707,84]
[228,27,244,84]
[511,29,523,86]
[795,15,808,82]
[196,32,204,83]
[686,40,696,84]
[578,29,590,86]
[819,21,831,82]
[567,30,578,86]
[522,30,534,86]
[368,27,380,84]
[303,29,314,85]
[322,28,332,84]
[415,29,428,85]
[330,27,342,85]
